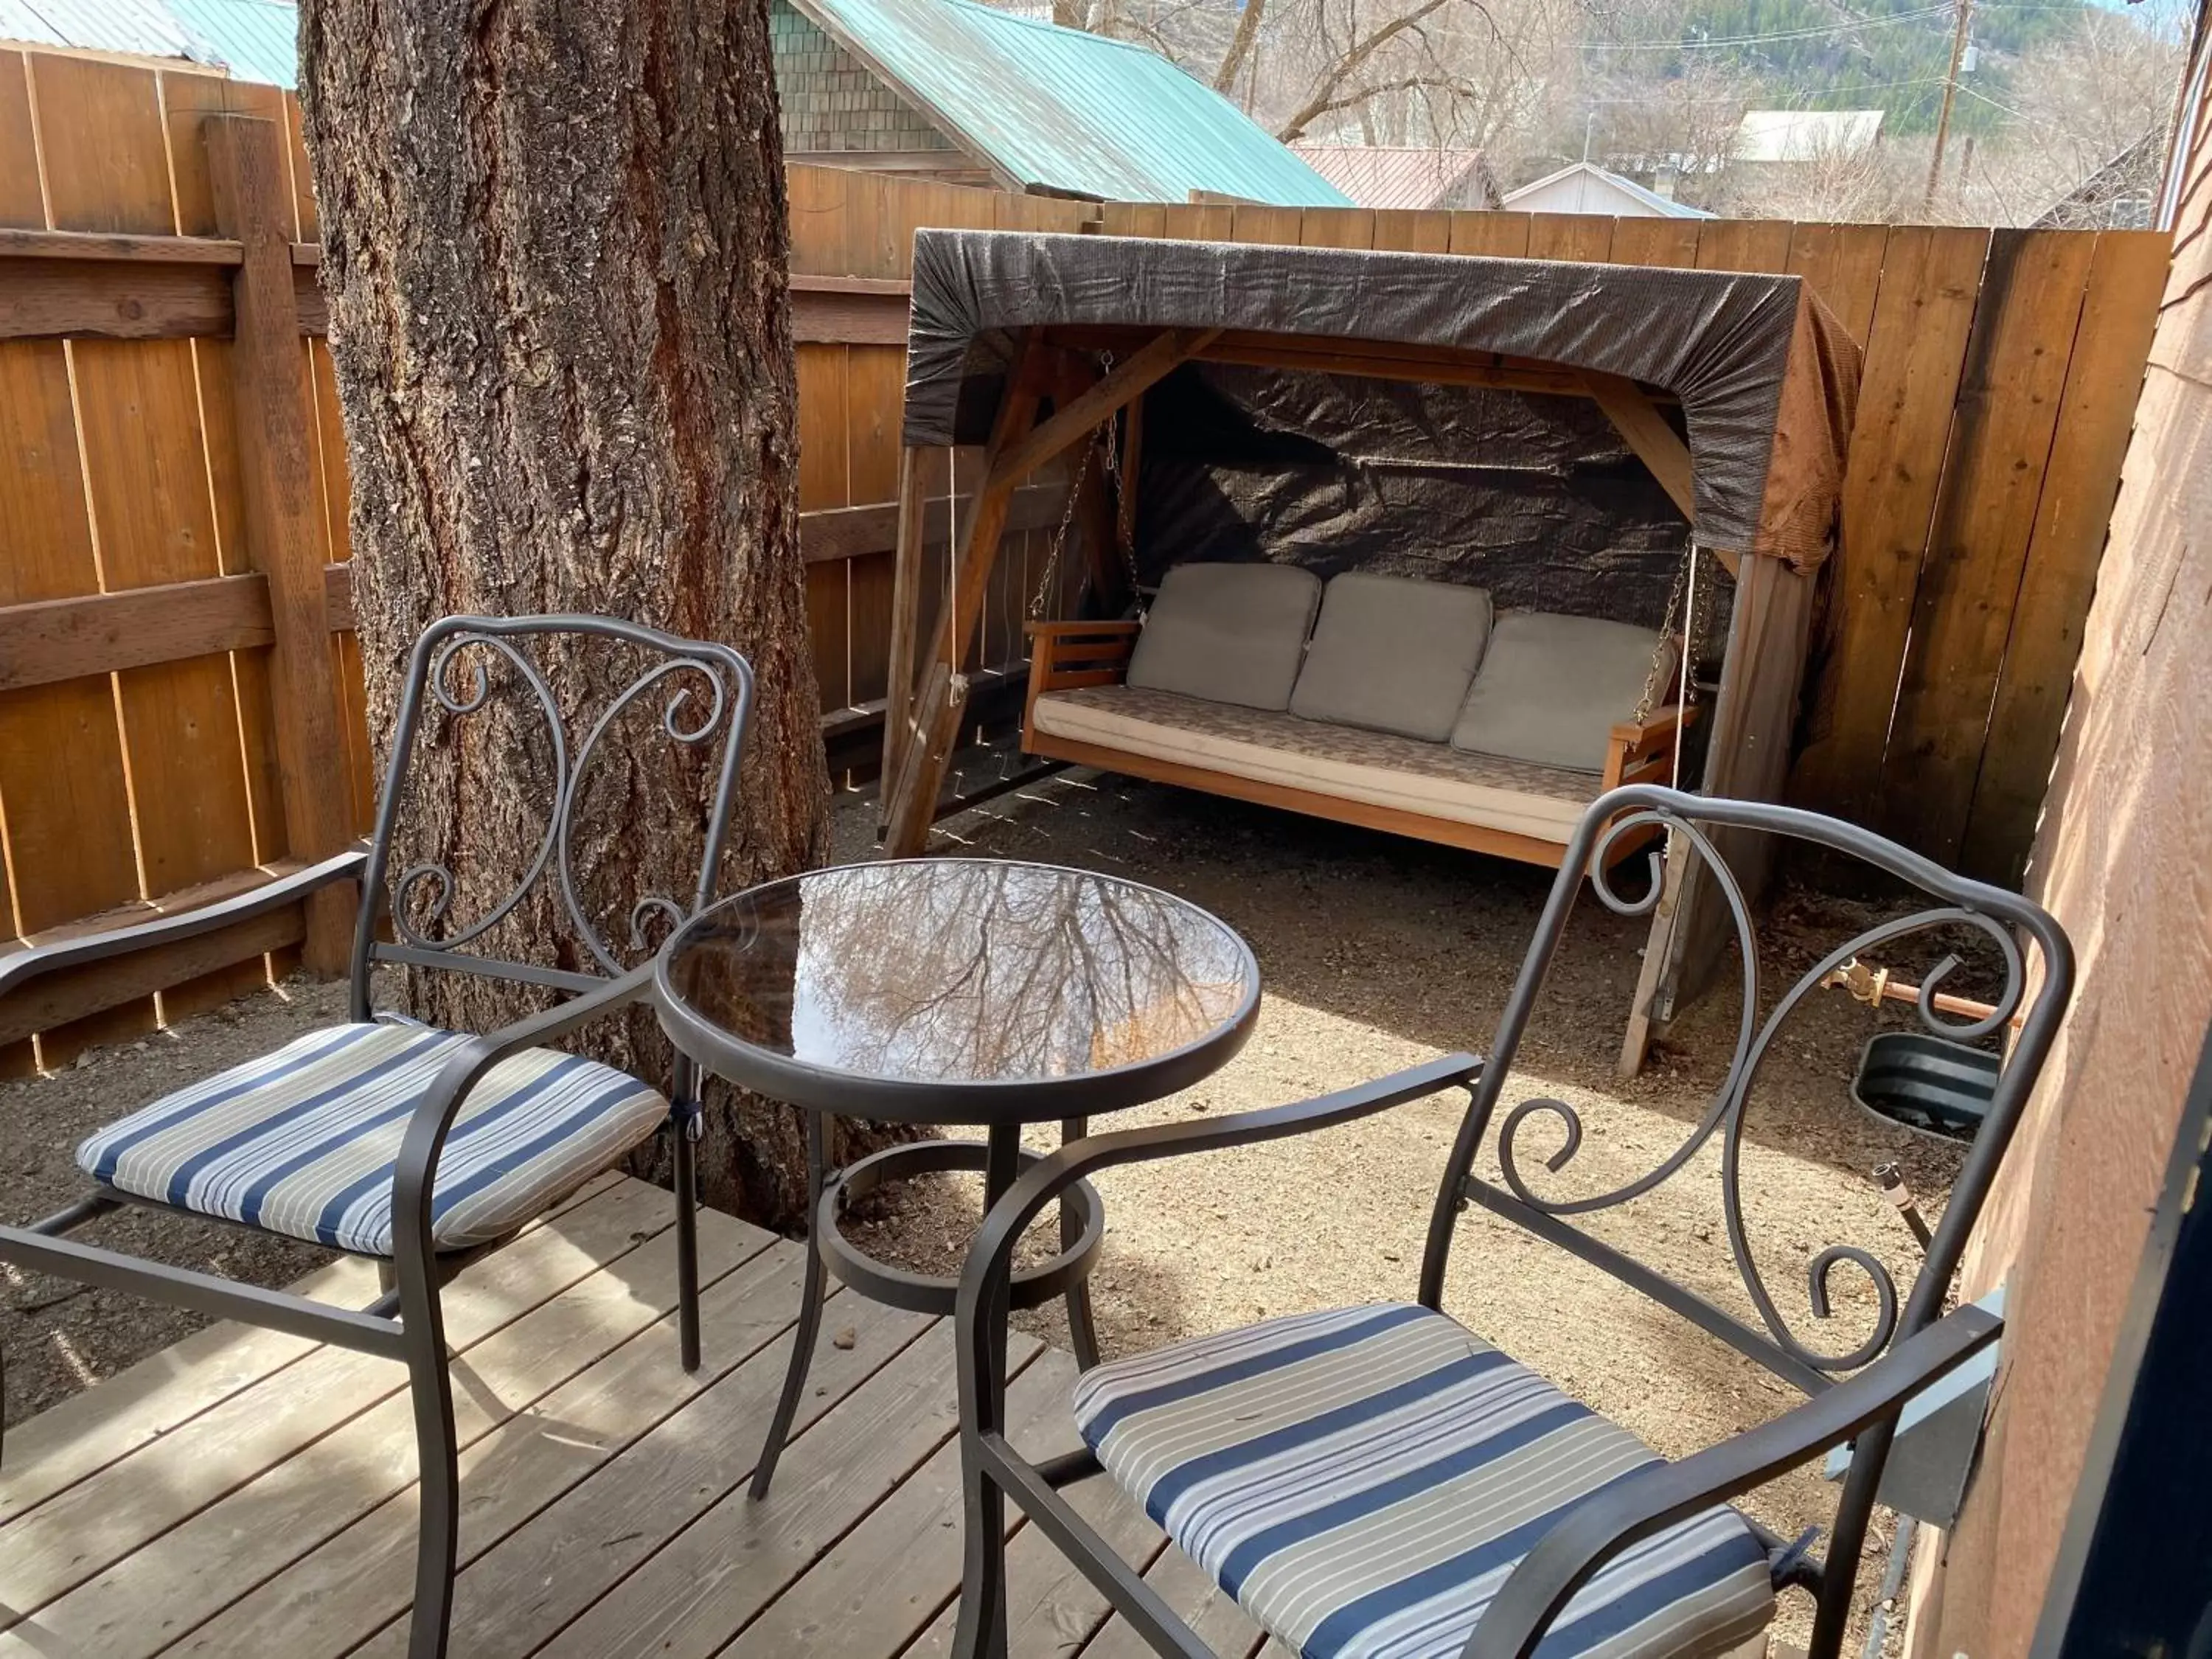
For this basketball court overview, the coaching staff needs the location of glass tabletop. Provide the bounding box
[655,858,1258,1117]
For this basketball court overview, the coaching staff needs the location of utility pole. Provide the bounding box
[1924,0,1975,209]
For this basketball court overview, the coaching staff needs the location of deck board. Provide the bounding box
[0,1178,1188,1659]
[0,1175,678,1638]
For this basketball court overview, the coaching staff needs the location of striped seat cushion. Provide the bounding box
[1074,1304,1775,1659]
[76,1022,669,1257]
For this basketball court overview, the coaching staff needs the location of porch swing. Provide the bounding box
[877,229,1860,1044]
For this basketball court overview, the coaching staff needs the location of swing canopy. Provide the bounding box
[902,229,1861,578]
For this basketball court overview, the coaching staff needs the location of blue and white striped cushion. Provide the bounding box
[1074,1304,1775,1659]
[75,1023,669,1257]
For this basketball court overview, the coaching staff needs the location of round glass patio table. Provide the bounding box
[653,857,1259,1496]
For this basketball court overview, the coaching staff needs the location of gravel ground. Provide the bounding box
[3,768,1979,1652]
[846,767,1980,1655]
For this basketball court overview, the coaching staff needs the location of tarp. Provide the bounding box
[1133,363,1720,641]
[902,229,1862,566]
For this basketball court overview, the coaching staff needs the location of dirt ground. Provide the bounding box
[2,768,1979,1653]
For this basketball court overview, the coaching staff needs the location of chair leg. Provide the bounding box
[751,1110,829,1500]
[674,1110,703,1374]
[1060,1115,1101,1372]
[402,1279,461,1659]
[952,1451,1010,1659]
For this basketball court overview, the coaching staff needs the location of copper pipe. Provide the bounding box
[1821,958,1997,1023]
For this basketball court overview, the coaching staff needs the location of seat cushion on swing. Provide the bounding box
[1453,613,1679,773]
[1074,1303,1775,1659]
[1032,685,1599,844]
[76,1021,669,1256]
[1127,562,1322,712]
[1290,574,1493,742]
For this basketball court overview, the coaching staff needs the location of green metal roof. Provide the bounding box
[0,0,297,86]
[164,0,298,88]
[791,0,1351,206]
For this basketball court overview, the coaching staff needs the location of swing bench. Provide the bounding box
[878,232,1858,1041]
[881,233,1857,868]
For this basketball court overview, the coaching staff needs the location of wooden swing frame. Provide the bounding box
[876,318,1825,1072]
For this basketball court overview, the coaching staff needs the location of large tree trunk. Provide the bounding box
[300,0,872,1223]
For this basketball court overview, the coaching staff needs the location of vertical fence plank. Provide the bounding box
[1607,217,1703,268]
[798,343,852,716]
[1696,218,1794,274]
[1786,221,1888,347]
[1789,226,1989,827]
[1370,209,1450,254]
[1879,228,2099,861]
[846,345,907,709]
[1298,207,1374,248]
[38,58,267,1040]
[1228,204,1302,245]
[1447,211,1531,258]
[1,57,162,1057]
[1526,212,1613,262]
[1159,202,1234,241]
[1959,229,2171,880]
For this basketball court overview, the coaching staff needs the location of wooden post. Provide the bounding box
[880,443,929,813]
[880,336,1051,852]
[204,114,355,973]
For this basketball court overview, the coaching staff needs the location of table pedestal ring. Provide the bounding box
[816,1139,1106,1316]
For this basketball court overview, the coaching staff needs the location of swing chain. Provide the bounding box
[1027,354,1120,622]
[1632,542,1698,726]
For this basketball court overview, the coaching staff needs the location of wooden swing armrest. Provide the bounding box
[1602,704,1699,791]
[1024,619,1143,637]
[1610,703,1697,749]
[1026,619,1141,712]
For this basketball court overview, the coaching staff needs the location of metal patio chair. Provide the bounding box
[951,785,2073,1659]
[0,615,753,1659]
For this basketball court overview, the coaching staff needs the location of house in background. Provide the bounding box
[2035,131,2165,229]
[1501,161,1714,218]
[1733,108,1886,164]
[0,0,296,84]
[1290,144,1500,210]
[769,0,1349,205]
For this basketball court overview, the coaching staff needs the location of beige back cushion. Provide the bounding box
[1126,563,1322,711]
[1451,611,1676,772]
[1289,574,1494,741]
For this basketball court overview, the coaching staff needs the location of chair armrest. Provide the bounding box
[1023,619,1144,641]
[387,962,659,1273]
[1608,703,1698,749]
[1026,620,1144,716]
[954,1054,1484,1415]
[0,848,369,1003]
[1601,705,1699,792]
[1464,1302,2005,1659]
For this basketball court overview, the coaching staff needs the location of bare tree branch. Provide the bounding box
[1214,0,1268,94]
[1274,0,1458,142]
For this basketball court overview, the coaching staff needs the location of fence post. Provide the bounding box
[204,113,356,975]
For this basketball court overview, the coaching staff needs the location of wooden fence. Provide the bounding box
[0,41,2168,1068]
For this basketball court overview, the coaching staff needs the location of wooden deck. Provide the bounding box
[0,1174,1273,1659]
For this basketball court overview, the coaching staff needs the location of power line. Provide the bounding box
[1582,6,1958,50]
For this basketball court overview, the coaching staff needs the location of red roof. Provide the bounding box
[1287,145,1498,211]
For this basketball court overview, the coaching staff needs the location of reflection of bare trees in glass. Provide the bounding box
[767,863,1248,1084]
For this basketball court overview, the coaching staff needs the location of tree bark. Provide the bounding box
[299,0,873,1223]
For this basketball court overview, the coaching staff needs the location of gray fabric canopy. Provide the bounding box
[902,229,1861,566]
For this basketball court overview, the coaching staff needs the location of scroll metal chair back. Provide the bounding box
[948,784,2071,1659]
[0,613,755,1659]
[350,613,755,1017]
[1415,785,2074,1652]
